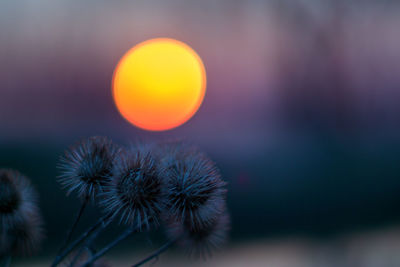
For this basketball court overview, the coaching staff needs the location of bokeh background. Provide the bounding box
[1,0,400,266]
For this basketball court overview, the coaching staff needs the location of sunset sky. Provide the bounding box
[1,1,400,144]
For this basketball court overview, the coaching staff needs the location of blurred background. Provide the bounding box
[1,0,400,266]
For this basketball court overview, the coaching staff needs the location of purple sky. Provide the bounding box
[1,0,400,159]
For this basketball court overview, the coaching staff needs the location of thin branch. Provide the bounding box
[51,213,112,267]
[81,227,137,267]
[53,196,89,266]
[69,216,113,267]
[132,239,176,267]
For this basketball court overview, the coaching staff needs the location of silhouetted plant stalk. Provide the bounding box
[52,195,89,267]
[81,226,139,267]
[53,138,230,266]
[51,213,113,267]
[68,215,114,267]
[51,136,118,266]
[132,239,177,267]
[66,196,89,245]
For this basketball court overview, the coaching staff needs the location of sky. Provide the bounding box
[1,1,400,143]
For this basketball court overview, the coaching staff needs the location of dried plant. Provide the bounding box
[101,146,165,230]
[51,139,230,267]
[162,149,227,230]
[58,136,118,201]
[167,209,230,258]
[53,136,119,267]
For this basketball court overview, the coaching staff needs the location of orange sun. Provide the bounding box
[112,38,206,131]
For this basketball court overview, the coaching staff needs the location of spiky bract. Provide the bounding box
[58,136,118,200]
[163,149,227,230]
[101,147,165,230]
[167,210,230,258]
[154,141,197,170]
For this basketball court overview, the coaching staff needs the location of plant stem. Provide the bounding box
[53,196,89,264]
[132,239,175,267]
[81,226,137,267]
[69,216,113,267]
[51,213,112,267]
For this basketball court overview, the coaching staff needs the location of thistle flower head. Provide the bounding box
[101,146,165,230]
[167,210,230,258]
[58,136,118,200]
[0,169,38,231]
[163,149,227,230]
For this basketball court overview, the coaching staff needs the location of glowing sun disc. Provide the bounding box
[112,38,207,131]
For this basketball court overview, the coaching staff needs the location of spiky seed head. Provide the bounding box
[0,169,38,232]
[101,147,165,230]
[167,210,230,258]
[163,150,227,230]
[154,141,198,170]
[58,136,118,200]
[5,211,44,256]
